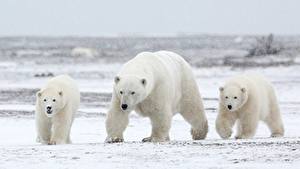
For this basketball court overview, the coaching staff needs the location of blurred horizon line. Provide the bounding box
[1,32,300,38]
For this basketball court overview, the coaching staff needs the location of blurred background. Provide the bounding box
[1,0,300,67]
[1,0,300,36]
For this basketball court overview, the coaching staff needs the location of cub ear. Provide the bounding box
[141,78,147,86]
[36,91,42,97]
[114,76,120,84]
[59,91,63,96]
[241,87,246,93]
[219,87,224,92]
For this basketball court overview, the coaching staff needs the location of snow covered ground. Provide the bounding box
[0,37,300,169]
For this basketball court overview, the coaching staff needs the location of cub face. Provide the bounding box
[114,75,147,112]
[219,85,248,112]
[37,88,64,117]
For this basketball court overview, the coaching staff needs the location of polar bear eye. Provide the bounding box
[43,99,47,102]
[225,96,228,99]
[234,96,238,99]
[120,91,123,95]
[53,99,56,102]
[131,91,135,95]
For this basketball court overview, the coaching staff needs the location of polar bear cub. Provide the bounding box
[216,73,284,139]
[35,75,80,145]
[105,51,208,143]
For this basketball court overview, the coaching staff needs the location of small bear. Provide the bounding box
[35,75,80,144]
[216,73,284,139]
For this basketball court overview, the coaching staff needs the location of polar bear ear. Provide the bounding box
[114,76,120,84]
[219,87,224,92]
[241,87,246,93]
[59,91,63,96]
[141,78,147,86]
[36,91,42,97]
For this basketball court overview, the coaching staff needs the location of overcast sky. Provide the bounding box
[0,0,299,36]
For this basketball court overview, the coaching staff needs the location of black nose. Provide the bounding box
[47,106,52,110]
[121,104,128,110]
[227,105,232,110]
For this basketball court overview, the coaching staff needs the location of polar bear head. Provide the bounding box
[219,85,248,112]
[36,88,65,117]
[114,75,148,112]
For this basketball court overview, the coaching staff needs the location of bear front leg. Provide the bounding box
[234,120,243,139]
[50,112,73,145]
[105,101,129,143]
[235,111,259,139]
[36,112,51,144]
[143,110,172,142]
[215,110,236,139]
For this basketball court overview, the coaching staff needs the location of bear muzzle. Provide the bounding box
[46,106,53,114]
[121,104,128,110]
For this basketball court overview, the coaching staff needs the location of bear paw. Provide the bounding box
[235,134,252,139]
[48,139,67,145]
[271,133,283,138]
[235,135,242,139]
[48,140,57,145]
[218,128,232,139]
[142,136,169,142]
[105,137,124,143]
[142,137,152,142]
[191,128,207,140]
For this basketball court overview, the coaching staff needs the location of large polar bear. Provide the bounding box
[216,73,284,139]
[35,75,80,145]
[105,51,208,143]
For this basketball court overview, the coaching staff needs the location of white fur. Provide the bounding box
[216,73,284,139]
[105,51,208,143]
[35,75,80,145]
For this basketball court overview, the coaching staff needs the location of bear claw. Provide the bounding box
[191,128,207,140]
[142,136,169,142]
[106,137,124,143]
[271,133,283,138]
[235,135,242,139]
[48,141,56,145]
[142,137,152,142]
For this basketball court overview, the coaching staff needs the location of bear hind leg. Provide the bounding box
[236,112,259,139]
[179,98,208,140]
[265,90,284,137]
[143,107,172,142]
[264,105,284,137]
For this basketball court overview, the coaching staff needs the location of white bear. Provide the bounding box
[216,73,284,139]
[105,51,208,143]
[35,75,80,145]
